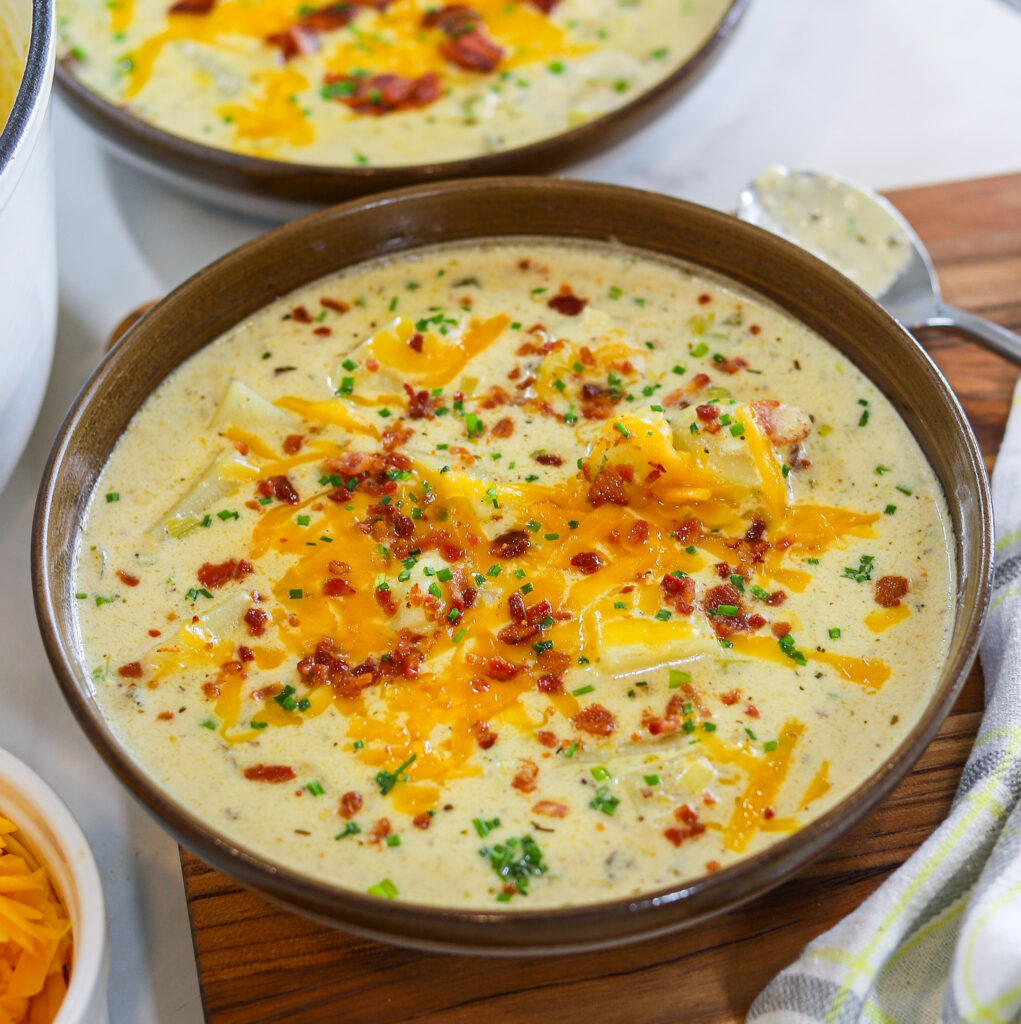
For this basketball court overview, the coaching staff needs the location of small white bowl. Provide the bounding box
[0,747,109,1024]
[0,0,56,495]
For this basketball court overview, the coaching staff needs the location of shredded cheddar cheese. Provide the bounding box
[0,816,72,1024]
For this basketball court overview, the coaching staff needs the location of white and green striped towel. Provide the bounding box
[749,379,1021,1024]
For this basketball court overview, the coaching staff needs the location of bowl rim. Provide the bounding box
[0,0,55,184]
[32,176,994,953]
[0,746,107,1020]
[52,0,749,202]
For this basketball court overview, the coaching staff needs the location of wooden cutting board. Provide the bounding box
[180,172,1021,1024]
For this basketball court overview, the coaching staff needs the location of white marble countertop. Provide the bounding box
[2,0,1020,1019]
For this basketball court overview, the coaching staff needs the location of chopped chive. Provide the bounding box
[829,627,841,639]
[335,822,361,839]
[590,765,610,781]
[643,774,660,786]
[571,684,595,696]
[668,669,690,688]
[367,878,398,899]
[306,780,325,796]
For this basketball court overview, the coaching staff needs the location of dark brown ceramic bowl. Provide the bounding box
[33,178,992,954]
[54,0,748,219]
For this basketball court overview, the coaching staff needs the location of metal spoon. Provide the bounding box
[736,166,1021,365]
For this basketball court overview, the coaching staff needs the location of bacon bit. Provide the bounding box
[323,577,355,597]
[475,386,509,411]
[116,569,140,587]
[695,403,721,433]
[148,629,161,637]
[403,382,435,419]
[875,575,909,608]
[766,590,787,607]
[546,286,587,316]
[674,518,701,544]
[664,803,706,847]
[512,759,538,793]
[763,807,776,820]
[491,416,514,439]
[374,585,397,617]
[627,520,649,545]
[420,3,476,29]
[468,720,497,749]
[536,730,558,748]
[297,631,423,698]
[413,813,432,829]
[250,682,281,701]
[749,324,762,335]
[291,306,313,323]
[470,677,490,694]
[448,569,477,612]
[490,529,530,559]
[259,474,299,505]
[485,656,520,681]
[314,326,332,337]
[718,356,748,376]
[338,791,363,819]
[234,440,250,456]
[202,682,221,699]
[365,501,415,540]
[321,297,349,313]
[534,452,563,467]
[118,661,143,678]
[720,689,741,705]
[580,382,620,420]
[155,711,173,721]
[746,519,767,544]
[706,859,722,872]
[367,818,391,844]
[497,621,539,645]
[238,645,255,663]
[570,551,602,575]
[714,562,732,580]
[439,22,504,71]
[697,293,712,305]
[407,332,424,353]
[526,0,559,10]
[572,703,616,736]
[297,1,358,29]
[745,704,760,719]
[244,764,296,783]
[537,674,563,694]
[532,800,569,818]
[325,70,442,115]
[283,433,305,454]
[198,558,254,590]
[771,621,791,639]
[168,0,215,12]
[588,467,628,507]
[661,573,695,615]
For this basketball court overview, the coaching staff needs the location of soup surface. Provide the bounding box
[56,0,731,165]
[75,240,953,909]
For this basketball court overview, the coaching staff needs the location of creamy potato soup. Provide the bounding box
[75,241,953,909]
[56,0,731,165]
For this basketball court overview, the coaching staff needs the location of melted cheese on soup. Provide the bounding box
[74,241,954,909]
[56,0,730,165]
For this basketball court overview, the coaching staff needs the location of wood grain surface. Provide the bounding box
[180,172,1021,1024]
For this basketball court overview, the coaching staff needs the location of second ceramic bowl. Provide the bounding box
[33,178,992,953]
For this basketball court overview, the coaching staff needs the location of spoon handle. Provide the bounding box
[911,304,1021,366]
